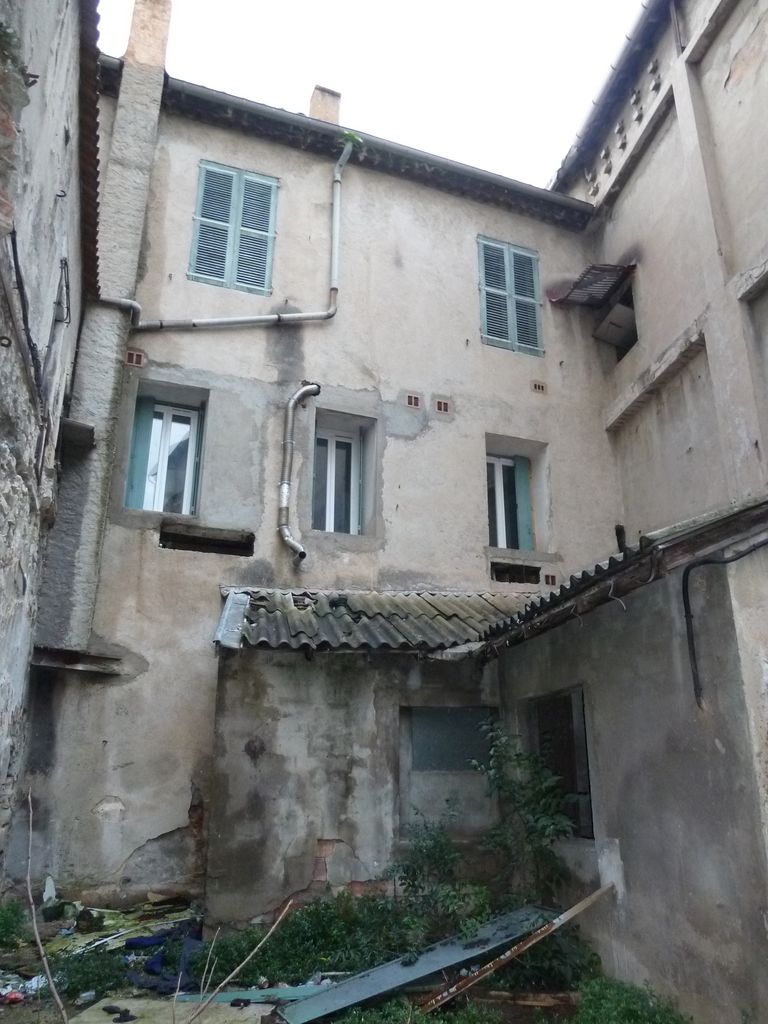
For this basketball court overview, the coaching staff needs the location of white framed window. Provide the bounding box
[486,454,533,550]
[312,427,361,534]
[125,400,202,515]
[478,237,542,353]
[189,161,278,294]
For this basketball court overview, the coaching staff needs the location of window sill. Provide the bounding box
[485,547,561,565]
[186,272,272,297]
[482,337,544,357]
[306,529,384,553]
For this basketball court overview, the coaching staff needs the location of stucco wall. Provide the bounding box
[0,0,84,868]
[500,568,768,1024]
[207,651,499,925]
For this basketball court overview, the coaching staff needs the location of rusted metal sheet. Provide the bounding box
[419,885,613,1013]
[277,907,546,1024]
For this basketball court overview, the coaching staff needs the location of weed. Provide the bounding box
[188,893,420,986]
[473,724,573,904]
[48,948,127,998]
[0,900,27,949]
[338,998,502,1024]
[576,978,692,1023]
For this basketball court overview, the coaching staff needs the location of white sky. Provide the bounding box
[96,0,642,188]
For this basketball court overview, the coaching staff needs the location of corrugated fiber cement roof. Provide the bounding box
[215,588,526,652]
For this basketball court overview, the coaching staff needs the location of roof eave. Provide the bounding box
[552,0,671,193]
[98,55,593,232]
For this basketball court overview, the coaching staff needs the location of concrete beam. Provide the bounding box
[604,321,706,432]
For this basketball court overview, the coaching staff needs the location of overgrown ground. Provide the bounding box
[0,727,694,1021]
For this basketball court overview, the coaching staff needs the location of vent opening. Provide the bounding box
[159,521,255,557]
[491,562,541,584]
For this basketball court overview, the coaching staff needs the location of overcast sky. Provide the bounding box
[96,0,642,188]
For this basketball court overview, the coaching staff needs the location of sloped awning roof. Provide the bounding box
[214,589,526,652]
[548,264,634,308]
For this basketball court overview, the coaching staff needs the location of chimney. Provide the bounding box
[309,85,341,125]
[125,0,173,68]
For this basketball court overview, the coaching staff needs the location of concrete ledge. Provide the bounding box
[734,250,768,302]
[604,320,706,432]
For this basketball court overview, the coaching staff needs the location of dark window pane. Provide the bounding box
[533,690,593,839]
[333,440,352,533]
[502,463,518,549]
[312,437,328,530]
[411,707,497,771]
[487,462,497,547]
[163,415,191,513]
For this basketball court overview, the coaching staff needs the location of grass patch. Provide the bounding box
[574,978,692,1023]
[49,948,128,998]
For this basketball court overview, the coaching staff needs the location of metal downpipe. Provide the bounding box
[278,381,321,564]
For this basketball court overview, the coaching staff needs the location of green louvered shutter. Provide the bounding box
[235,175,275,291]
[511,249,541,351]
[191,166,235,282]
[479,240,510,343]
[125,397,155,510]
[514,456,534,550]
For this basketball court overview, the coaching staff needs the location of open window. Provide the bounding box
[549,263,637,357]
[486,454,533,551]
[125,387,205,515]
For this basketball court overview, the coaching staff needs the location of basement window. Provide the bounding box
[491,562,540,584]
[400,707,498,836]
[529,688,593,839]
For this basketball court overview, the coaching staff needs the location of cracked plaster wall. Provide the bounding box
[206,651,499,925]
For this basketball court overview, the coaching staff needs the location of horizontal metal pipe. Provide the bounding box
[102,142,354,335]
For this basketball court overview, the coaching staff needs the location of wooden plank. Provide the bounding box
[419,885,613,1014]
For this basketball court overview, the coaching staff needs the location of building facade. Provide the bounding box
[4,0,768,1019]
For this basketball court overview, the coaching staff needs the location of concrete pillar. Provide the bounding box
[36,0,172,649]
[670,59,768,499]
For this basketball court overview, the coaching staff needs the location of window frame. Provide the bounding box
[486,454,533,551]
[478,236,543,354]
[188,161,278,295]
[125,399,203,517]
[529,687,594,840]
[312,426,362,535]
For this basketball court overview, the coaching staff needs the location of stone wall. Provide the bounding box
[0,0,85,872]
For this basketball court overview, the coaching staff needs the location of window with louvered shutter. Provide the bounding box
[189,162,277,293]
[478,238,542,353]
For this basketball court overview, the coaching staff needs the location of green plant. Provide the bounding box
[473,724,573,903]
[338,998,502,1024]
[575,978,692,1023]
[494,925,600,992]
[0,899,26,949]
[386,811,491,940]
[187,893,421,986]
[49,948,127,997]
